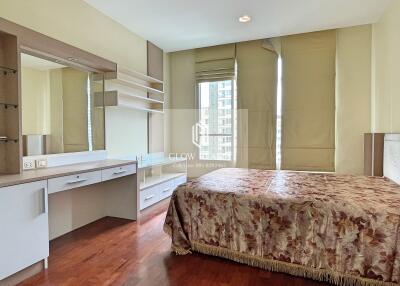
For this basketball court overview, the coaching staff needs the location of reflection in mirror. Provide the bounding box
[21,53,105,156]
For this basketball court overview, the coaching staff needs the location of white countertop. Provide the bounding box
[0,159,137,188]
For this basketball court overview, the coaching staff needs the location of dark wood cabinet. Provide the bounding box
[364,133,385,176]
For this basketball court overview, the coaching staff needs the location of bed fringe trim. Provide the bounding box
[190,242,398,286]
[163,224,191,255]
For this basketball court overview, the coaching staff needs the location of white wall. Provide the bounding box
[106,108,148,157]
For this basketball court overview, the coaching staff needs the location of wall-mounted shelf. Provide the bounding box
[94,66,164,94]
[117,67,163,85]
[110,77,164,95]
[94,90,164,114]
[101,66,164,93]
[95,66,165,113]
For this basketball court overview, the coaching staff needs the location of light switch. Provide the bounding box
[36,159,48,168]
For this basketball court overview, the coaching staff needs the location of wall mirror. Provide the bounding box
[21,52,105,156]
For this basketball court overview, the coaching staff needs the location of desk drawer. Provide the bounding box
[159,180,175,201]
[140,185,162,210]
[48,171,102,194]
[102,164,136,182]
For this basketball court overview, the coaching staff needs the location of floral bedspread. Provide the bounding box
[164,168,400,286]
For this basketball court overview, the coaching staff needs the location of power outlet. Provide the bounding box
[23,158,36,170]
[36,158,48,168]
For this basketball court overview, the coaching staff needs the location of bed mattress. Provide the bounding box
[164,168,400,286]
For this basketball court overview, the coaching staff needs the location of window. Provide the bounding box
[198,80,234,161]
[276,56,282,170]
[87,74,93,151]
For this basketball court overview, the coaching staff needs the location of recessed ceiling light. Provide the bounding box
[239,15,251,23]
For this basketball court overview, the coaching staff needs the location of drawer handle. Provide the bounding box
[113,169,127,175]
[67,178,88,184]
[42,187,48,214]
[144,195,155,201]
[162,188,170,193]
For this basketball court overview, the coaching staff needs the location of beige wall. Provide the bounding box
[21,67,50,135]
[371,0,400,133]
[169,50,197,176]
[0,0,149,156]
[335,25,372,174]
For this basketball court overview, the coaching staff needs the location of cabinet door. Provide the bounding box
[0,180,49,280]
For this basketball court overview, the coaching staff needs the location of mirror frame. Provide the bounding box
[0,17,116,160]
[21,52,107,156]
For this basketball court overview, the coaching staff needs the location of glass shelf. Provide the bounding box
[0,137,19,143]
[0,102,18,109]
[0,66,17,75]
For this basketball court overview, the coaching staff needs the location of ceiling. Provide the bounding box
[84,0,391,52]
[21,53,66,71]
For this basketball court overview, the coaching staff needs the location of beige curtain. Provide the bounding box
[62,68,89,153]
[237,40,278,169]
[280,30,336,171]
[195,44,235,82]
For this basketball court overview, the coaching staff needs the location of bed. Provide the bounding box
[164,135,400,286]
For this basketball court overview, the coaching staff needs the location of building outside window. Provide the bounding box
[198,80,234,161]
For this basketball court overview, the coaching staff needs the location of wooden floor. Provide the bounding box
[20,200,330,286]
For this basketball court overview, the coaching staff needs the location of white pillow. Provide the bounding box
[384,134,400,184]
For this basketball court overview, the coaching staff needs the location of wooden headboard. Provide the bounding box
[384,134,400,184]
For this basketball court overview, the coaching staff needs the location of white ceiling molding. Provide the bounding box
[84,0,392,52]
